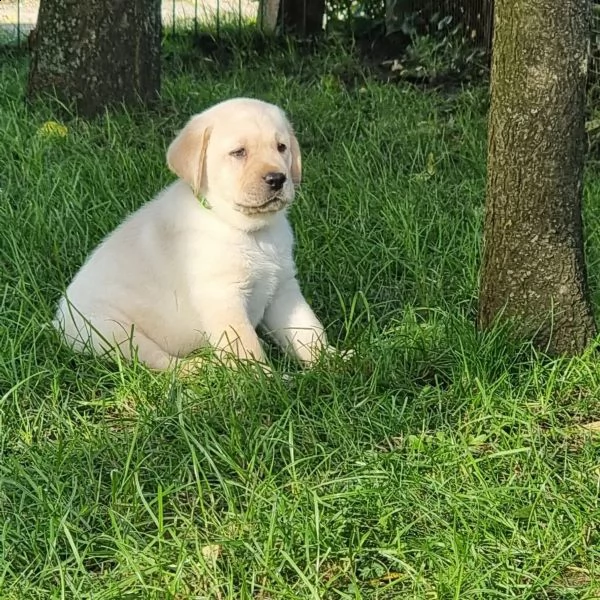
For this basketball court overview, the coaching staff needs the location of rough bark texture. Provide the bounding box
[28,0,161,118]
[279,0,325,35]
[478,0,596,355]
[259,0,281,32]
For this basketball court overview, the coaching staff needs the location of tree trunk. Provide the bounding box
[478,0,596,355]
[279,0,325,35]
[28,0,161,118]
[259,0,281,32]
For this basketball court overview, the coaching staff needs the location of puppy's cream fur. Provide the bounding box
[54,98,333,372]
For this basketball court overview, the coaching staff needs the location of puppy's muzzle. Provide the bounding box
[263,171,286,191]
[234,171,291,215]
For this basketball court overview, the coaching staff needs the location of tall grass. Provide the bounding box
[0,35,599,598]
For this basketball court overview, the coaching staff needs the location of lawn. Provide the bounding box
[1,34,600,599]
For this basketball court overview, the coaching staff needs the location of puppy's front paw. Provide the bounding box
[176,356,206,378]
[299,345,355,370]
[325,346,355,361]
[254,361,275,378]
[178,353,275,380]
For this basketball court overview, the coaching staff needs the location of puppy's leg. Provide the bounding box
[184,302,270,375]
[262,278,329,366]
[116,330,179,371]
[58,311,177,371]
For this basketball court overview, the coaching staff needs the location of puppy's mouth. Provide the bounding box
[234,195,289,215]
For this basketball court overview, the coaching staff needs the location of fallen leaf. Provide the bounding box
[37,120,68,139]
[201,544,222,564]
[368,571,405,586]
[579,421,600,433]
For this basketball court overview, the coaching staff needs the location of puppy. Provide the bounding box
[54,97,337,373]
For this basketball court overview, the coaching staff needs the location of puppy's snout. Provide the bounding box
[263,171,286,191]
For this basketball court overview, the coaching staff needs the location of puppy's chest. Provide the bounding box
[241,236,291,320]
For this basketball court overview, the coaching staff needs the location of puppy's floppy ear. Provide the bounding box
[166,115,212,195]
[288,127,302,186]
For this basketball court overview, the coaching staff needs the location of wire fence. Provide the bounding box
[0,1,246,45]
[1,0,600,78]
[0,1,494,45]
[593,4,600,79]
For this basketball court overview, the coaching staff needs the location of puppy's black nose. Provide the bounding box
[264,171,286,191]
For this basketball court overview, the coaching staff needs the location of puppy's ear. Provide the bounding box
[166,115,212,195]
[289,128,302,186]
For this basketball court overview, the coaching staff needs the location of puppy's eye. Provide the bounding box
[230,148,247,158]
[277,143,287,153]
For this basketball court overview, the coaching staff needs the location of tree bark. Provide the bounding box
[28,0,161,118]
[478,0,596,355]
[259,0,281,32]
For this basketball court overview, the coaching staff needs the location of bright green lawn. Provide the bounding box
[1,37,600,599]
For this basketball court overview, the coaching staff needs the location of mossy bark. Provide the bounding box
[28,0,161,118]
[478,0,596,355]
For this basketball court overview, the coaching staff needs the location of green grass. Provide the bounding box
[1,35,600,599]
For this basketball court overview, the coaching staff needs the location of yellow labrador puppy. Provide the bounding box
[54,97,338,373]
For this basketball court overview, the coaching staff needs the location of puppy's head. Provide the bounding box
[167,98,301,227]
